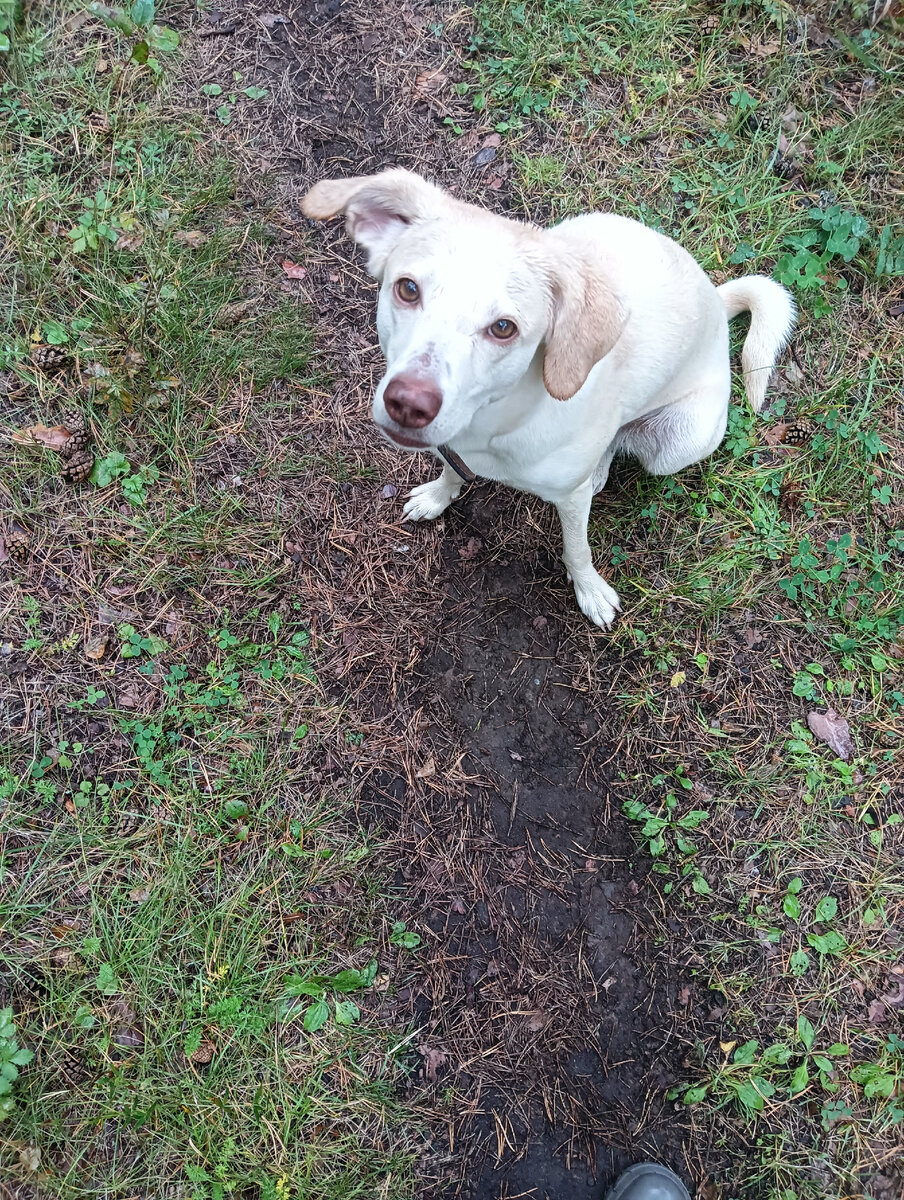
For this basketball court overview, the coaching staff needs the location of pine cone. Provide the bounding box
[783,420,815,446]
[5,527,30,564]
[62,428,92,458]
[61,409,87,435]
[30,344,72,372]
[61,448,94,484]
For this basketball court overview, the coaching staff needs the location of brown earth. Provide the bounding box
[186,1,712,1196]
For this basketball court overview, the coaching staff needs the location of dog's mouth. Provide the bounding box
[380,426,431,450]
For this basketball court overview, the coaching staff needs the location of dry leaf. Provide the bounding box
[720,1040,737,1055]
[670,671,686,688]
[868,997,887,1025]
[807,709,853,761]
[280,259,307,280]
[190,1039,215,1064]
[415,69,448,96]
[216,298,256,326]
[419,1046,446,1081]
[117,682,142,709]
[174,230,208,249]
[84,633,109,662]
[12,422,75,451]
[115,230,144,252]
[458,537,482,560]
[880,981,904,1009]
[258,11,289,26]
[526,1011,549,1032]
[18,1146,41,1174]
[129,886,152,903]
[763,422,788,446]
[415,757,436,779]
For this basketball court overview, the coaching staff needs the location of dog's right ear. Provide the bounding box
[301,169,446,277]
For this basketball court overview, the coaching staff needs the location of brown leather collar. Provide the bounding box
[437,443,477,484]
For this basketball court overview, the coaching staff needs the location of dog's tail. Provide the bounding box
[717,276,796,413]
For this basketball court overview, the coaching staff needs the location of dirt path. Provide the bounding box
[192,2,703,1193]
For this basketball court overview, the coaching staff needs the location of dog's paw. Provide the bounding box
[402,477,460,522]
[572,573,621,629]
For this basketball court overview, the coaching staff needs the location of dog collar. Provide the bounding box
[437,443,477,484]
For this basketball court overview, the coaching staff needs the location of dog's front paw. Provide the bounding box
[572,572,622,629]
[402,477,460,522]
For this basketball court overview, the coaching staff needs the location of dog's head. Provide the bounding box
[302,169,623,450]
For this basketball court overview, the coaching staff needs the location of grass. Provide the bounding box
[454,1,904,1196]
[0,6,422,1196]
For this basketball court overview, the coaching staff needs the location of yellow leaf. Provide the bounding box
[720,1040,737,1055]
[670,671,686,688]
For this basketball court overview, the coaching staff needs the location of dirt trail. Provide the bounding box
[191,2,703,1194]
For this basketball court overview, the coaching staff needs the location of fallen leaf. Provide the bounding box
[117,682,142,709]
[868,998,887,1024]
[450,897,466,914]
[482,133,502,149]
[880,981,904,1009]
[670,671,686,688]
[678,986,692,1006]
[114,230,144,252]
[720,1040,737,1055]
[113,1025,144,1048]
[458,537,482,560]
[415,69,447,96]
[18,1146,41,1174]
[129,885,152,903]
[173,230,208,249]
[509,750,522,762]
[419,1046,446,1081]
[763,422,788,446]
[532,616,548,630]
[415,757,436,779]
[258,11,289,25]
[122,348,146,372]
[216,298,256,326]
[526,1011,549,1032]
[487,175,504,190]
[280,259,307,280]
[190,1039,215,1064]
[807,709,853,761]
[0,536,7,564]
[84,633,109,662]
[12,422,75,451]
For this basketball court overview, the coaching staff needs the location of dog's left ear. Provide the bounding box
[301,169,446,277]
[542,256,625,401]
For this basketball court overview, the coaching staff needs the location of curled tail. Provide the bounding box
[718,276,796,412]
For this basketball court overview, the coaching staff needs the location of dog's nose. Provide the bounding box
[383,374,443,429]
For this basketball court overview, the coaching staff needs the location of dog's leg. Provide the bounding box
[555,480,621,628]
[403,463,462,521]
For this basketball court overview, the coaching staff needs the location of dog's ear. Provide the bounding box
[542,256,625,401]
[301,169,446,277]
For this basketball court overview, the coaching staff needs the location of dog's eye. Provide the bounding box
[488,318,518,341]
[395,278,419,304]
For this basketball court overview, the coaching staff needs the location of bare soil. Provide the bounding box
[188,1,723,1194]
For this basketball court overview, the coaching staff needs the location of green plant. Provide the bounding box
[389,921,421,950]
[623,792,711,895]
[0,1008,34,1121]
[90,0,179,69]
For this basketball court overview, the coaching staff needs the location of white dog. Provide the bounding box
[302,169,795,627]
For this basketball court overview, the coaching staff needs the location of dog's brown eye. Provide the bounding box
[488,318,517,341]
[395,278,419,303]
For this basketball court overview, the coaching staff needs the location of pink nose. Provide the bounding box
[383,373,443,429]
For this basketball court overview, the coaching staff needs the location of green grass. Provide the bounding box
[0,7,421,1196]
[455,1,904,1196]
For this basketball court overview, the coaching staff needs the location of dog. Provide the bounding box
[301,169,795,627]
